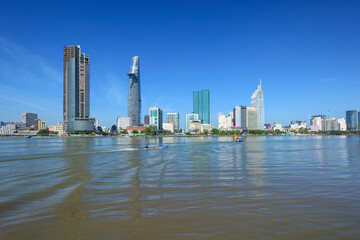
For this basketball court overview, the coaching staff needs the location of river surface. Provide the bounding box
[0,136,360,239]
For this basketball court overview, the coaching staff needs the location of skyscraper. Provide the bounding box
[193,89,210,124]
[346,110,358,130]
[127,56,141,126]
[166,113,180,131]
[63,45,94,132]
[149,107,163,130]
[185,113,199,132]
[251,79,265,129]
[22,112,37,127]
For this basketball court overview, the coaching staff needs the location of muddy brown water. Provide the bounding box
[1,136,359,239]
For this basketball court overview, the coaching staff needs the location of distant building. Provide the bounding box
[233,106,258,131]
[163,122,174,133]
[193,89,210,124]
[310,115,327,125]
[233,106,242,127]
[48,122,64,135]
[323,118,340,131]
[144,115,149,125]
[310,117,323,132]
[185,113,199,132]
[35,119,46,131]
[0,123,16,135]
[264,124,273,131]
[94,120,100,129]
[117,117,131,131]
[166,113,180,131]
[229,111,234,126]
[22,112,38,127]
[251,79,265,129]
[290,120,307,130]
[201,124,212,133]
[247,107,258,130]
[127,56,141,126]
[337,118,346,131]
[63,45,95,132]
[189,120,202,133]
[126,126,146,134]
[346,110,358,130]
[217,113,232,130]
[149,107,163,130]
[273,122,283,131]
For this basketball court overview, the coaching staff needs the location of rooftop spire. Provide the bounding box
[259,78,262,90]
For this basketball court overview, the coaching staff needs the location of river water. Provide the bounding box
[0,136,359,239]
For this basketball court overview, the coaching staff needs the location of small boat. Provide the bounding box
[234,133,243,142]
[145,145,169,150]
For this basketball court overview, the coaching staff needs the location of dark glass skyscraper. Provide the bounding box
[346,110,358,130]
[127,56,141,126]
[193,89,210,124]
[63,45,94,132]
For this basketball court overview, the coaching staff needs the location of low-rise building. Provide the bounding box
[117,117,131,131]
[162,122,174,133]
[189,120,202,133]
[35,119,47,131]
[0,123,16,135]
[201,124,212,133]
[273,122,283,131]
[185,113,199,132]
[126,126,146,135]
[48,122,64,135]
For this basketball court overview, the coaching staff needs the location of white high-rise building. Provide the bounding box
[149,107,163,130]
[217,113,232,130]
[337,118,347,131]
[251,79,265,129]
[166,113,180,131]
[117,117,131,131]
[311,117,323,132]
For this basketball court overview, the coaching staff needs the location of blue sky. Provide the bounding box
[0,0,359,128]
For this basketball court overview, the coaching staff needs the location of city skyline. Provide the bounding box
[1,1,360,128]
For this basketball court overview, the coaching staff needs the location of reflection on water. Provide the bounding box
[1,136,360,239]
[54,138,92,239]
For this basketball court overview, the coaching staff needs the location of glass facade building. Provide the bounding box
[346,110,358,130]
[251,80,265,129]
[149,107,163,130]
[127,56,141,126]
[167,113,180,131]
[22,112,38,127]
[63,45,94,132]
[193,89,210,124]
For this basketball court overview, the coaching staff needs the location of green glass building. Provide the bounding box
[193,89,210,124]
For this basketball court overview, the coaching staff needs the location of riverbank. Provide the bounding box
[1,133,358,139]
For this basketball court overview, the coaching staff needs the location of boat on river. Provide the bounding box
[145,145,170,150]
[234,133,243,142]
